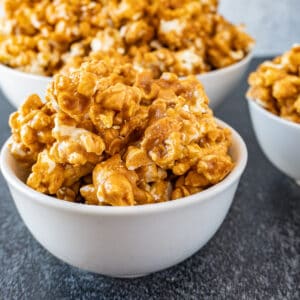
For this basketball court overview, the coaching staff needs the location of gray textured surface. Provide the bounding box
[0,58,300,299]
[219,0,300,55]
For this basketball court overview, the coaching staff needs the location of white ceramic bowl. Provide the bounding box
[248,98,300,185]
[197,52,253,109]
[0,64,51,108]
[0,119,247,278]
[0,51,253,109]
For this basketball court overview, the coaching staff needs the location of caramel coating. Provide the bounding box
[9,59,234,206]
[0,0,254,76]
[9,94,55,166]
[247,45,300,123]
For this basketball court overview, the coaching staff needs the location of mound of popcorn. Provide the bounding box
[9,58,234,206]
[0,0,254,77]
[247,45,300,123]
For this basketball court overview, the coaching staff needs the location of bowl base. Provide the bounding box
[112,273,150,278]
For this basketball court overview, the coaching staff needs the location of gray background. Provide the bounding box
[219,0,300,55]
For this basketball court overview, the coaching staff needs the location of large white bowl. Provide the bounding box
[0,64,51,107]
[248,98,300,185]
[0,52,253,109]
[197,52,253,109]
[0,119,247,278]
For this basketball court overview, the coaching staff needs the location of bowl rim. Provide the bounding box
[0,63,52,81]
[247,96,300,130]
[0,49,254,82]
[197,50,254,79]
[0,119,248,215]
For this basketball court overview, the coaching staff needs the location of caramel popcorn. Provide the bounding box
[0,0,254,77]
[9,94,55,165]
[9,58,234,206]
[247,45,300,124]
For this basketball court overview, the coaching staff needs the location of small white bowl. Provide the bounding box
[0,51,253,109]
[248,98,300,185]
[0,63,51,108]
[197,52,253,109]
[0,119,247,278]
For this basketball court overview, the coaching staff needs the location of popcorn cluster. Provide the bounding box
[9,58,234,206]
[247,45,300,123]
[0,0,254,76]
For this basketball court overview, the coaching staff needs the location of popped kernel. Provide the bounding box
[9,94,55,165]
[9,58,234,206]
[247,45,300,123]
[0,0,254,77]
